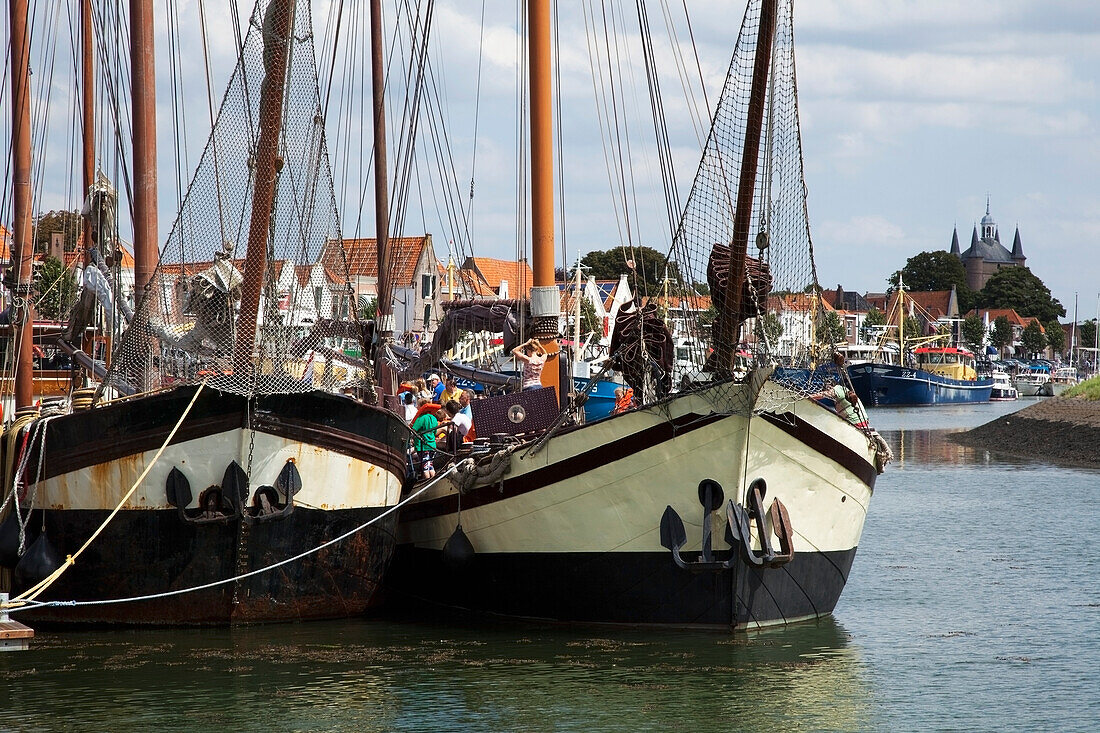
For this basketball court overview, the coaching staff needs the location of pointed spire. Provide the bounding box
[969,224,979,254]
[950,226,961,256]
[1012,225,1025,260]
[986,194,991,216]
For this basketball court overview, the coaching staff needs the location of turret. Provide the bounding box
[950,226,961,256]
[1011,226,1025,262]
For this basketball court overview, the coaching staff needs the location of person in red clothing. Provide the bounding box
[612,386,635,414]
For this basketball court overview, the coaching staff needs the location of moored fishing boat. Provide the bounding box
[389,0,891,630]
[849,345,993,406]
[0,0,408,625]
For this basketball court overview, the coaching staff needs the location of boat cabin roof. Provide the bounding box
[913,346,974,356]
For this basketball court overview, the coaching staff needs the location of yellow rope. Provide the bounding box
[1,409,41,525]
[6,381,208,607]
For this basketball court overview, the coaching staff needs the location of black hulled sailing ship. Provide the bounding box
[0,0,408,624]
[389,0,890,629]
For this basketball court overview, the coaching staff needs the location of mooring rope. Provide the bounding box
[2,463,456,614]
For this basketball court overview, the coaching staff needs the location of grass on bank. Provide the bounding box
[1063,375,1100,400]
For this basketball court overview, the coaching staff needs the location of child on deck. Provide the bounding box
[410,398,439,479]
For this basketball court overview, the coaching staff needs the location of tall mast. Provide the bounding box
[234,0,294,366]
[717,0,777,371]
[528,0,561,397]
[131,0,158,301]
[8,0,35,409]
[80,0,95,363]
[369,0,394,391]
[82,0,94,254]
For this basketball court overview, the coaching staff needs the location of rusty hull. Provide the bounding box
[16,506,398,625]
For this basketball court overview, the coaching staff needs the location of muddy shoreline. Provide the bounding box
[951,397,1100,467]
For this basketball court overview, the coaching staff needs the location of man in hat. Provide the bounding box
[429,373,444,402]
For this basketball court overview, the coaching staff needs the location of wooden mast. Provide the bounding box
[528,0,561,397]
[234,0,294,367]
[130,0,158,302]
[369,0,393,395]
[8,0,36,410]
[719,0,777,371]
[80,0,95,369]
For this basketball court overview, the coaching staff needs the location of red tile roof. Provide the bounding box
[325,236,429,287]
[464,257,534,298]
[895,290,953,320]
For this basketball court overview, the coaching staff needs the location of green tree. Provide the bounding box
[860,307,886,343]
[1044,320,1066,356]
[358,296,378,321]
[864,307,886,327]
[580,246,678,295]
[976,266,1065,323]
[580,297,600,337]
[33,255,78,320]
[754,311,783,347]
[1078,320,1097,351]
[961,314,985,349]
[817,311,845,345]
[1020,321,1046,357]
[889,250,975,312]
[990,315,1013,354]
[34,209,83,254]
[900,315,924,343]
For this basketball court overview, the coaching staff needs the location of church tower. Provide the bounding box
[952,199,1025,292]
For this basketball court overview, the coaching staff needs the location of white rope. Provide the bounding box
[5,464,457,613]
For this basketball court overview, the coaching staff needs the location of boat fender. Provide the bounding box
[0,511,23,567]
[14,530,61,587]
[166,467,193,509]
[442,524,475,569]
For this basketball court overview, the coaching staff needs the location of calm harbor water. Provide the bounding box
[2,398,1097,731]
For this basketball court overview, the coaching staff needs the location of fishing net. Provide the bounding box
[99,0,368,401]
[658,0,837,415]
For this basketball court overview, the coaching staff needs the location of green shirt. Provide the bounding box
[411,412,438,451]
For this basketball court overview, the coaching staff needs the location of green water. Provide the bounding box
[1,399,1097,731]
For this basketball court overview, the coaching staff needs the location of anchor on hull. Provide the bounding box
[659,477,794,572]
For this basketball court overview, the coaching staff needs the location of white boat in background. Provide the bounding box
[1047,366,1079,396]
[989,370,1018,401]
[1015,368,1050,397]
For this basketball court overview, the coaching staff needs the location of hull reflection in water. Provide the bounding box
[0,617,872,731]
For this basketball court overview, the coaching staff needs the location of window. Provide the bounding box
[424,304,432,325]
[422,274,434,299]
[314,286,323,313]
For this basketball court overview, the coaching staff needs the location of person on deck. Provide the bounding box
[402,391,418,424]
[413,378,432,402]
[830,383,869,429]
[457,390,476,442]
[440,376,463,405]
[513,338,548,391]
[410,398,439,480]
[429,374,445,402]
[612,386,635,414]
[439,400,472,454]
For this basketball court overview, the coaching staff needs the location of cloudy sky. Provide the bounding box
[9,0,1100,320]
